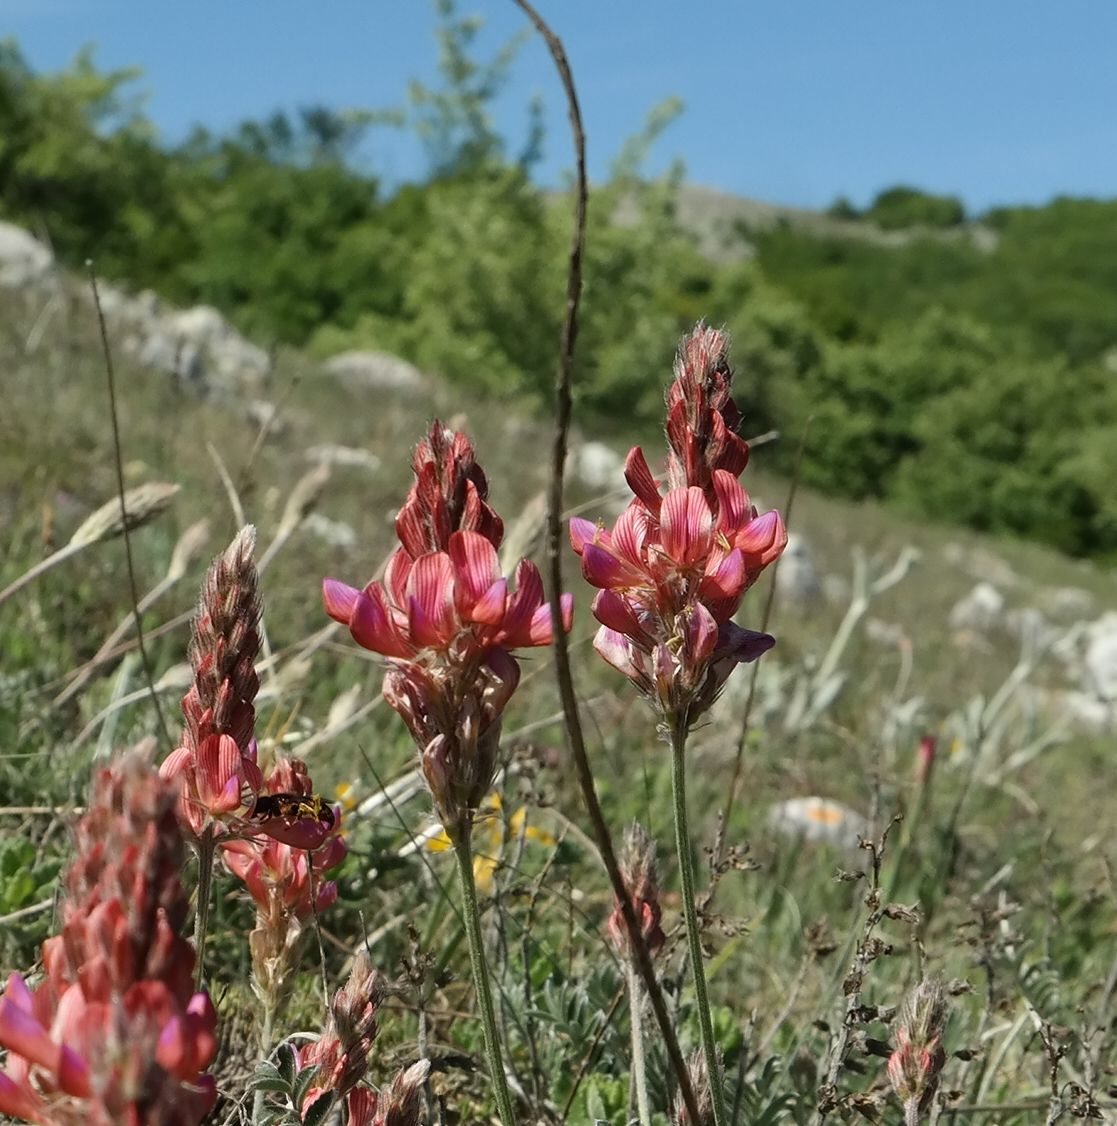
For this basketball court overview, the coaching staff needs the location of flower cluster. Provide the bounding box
[888,979,948,1123]
[0,753,217,1125]
[296,954,428,1126]
[324,422,572,840]
[160,525,264,837]
[222,757,346,1008]
[571,325,786,728]
[607,821,666,960]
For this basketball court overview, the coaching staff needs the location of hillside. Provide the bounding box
[5,36,1117,564]
[3,230,1117,1120]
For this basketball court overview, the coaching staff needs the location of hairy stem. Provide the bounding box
[671,718,727,1126]
[627,962,652,1126]
[193,825,216,991]
[454,832,517,1126]
[252,999,276,1125]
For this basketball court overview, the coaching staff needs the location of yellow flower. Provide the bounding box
[334,780,359,813]
[426,793,556,893]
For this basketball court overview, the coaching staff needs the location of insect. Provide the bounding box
[248,792,336,831]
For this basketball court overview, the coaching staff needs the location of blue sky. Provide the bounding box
[5,0,1115,213]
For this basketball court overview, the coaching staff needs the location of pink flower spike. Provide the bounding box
[322,579,360,625]
[660,487,714,566]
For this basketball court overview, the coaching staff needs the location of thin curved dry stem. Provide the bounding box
[513,0,701,1119]
[89,260,173,750]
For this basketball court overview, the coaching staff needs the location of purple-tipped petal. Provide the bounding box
[717,622,776,663]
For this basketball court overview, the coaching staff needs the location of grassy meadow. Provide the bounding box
[1,243,1115,1126]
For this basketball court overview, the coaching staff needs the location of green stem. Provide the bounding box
[627,962,652,1126]
[252,999,275,1125]
[193,825,216,991]
[670,717,728,1126]
[453,831,517,1126]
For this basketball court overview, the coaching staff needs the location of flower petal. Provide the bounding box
[406,553,459,649]
[449,531,502,609]
[659,486,714,566]
[623,447,662,514]
[322,579,360,626]
[350,585,413,658]
[591,589,652,646]
[568,516,602,555]
[499,560,546,646]
[581,541,641,590]
[735,509,787,566]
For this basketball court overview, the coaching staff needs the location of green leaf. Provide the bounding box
[275,1042,296,1087]
[291,1063,321,1110]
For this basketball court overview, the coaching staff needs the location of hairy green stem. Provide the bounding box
[193,825,216,991]
[627,962,652,1126]
[454,832,517,1126]
[252,999,276,1125]
[671,718,728,1126]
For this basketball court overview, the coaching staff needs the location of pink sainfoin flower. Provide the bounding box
[221,757,346,1007]
[323,422,573,840]
[570,325,786,727]
[888,979,948,1125]
[607,821,666,960]
[0,753,217,1125]
[295,954,429,1126]
[160,525,264,838]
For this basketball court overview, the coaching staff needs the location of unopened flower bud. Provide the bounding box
[888,978,948,1124]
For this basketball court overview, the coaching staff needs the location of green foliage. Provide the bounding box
[4,14,1117,558]
[863,184,966,229]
